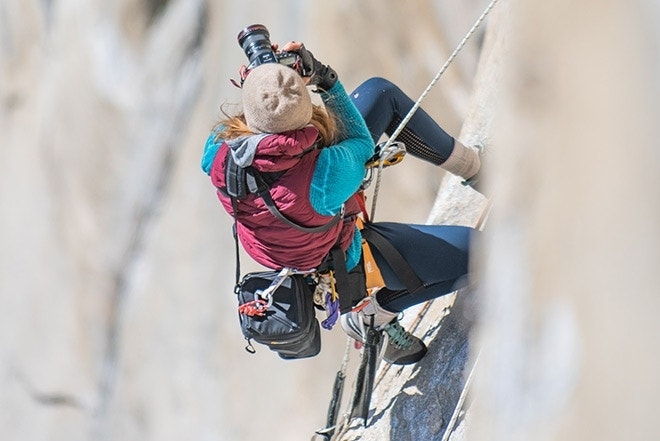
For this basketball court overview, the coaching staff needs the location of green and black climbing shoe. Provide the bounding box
[382,320,427,365]
[340,296,427,365]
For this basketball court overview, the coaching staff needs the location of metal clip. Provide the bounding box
[254,267,295,308]
[365,141,406,169]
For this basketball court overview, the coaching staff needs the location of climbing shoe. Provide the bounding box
[381,320,427,365]
[340,296,428,365]
[461,173,481,191]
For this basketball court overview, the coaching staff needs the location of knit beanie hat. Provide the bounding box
[242,63,313,133]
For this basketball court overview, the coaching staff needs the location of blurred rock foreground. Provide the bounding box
[3,1,660,441]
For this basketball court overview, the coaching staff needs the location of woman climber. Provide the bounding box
[201,28,481,365]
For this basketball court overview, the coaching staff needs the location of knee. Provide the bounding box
[352,77,401,113]
[356,77,398,96]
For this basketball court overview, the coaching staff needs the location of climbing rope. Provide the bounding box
[441,349,481,441]
[369,0,500,220]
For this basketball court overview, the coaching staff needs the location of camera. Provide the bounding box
[237,24,304,75]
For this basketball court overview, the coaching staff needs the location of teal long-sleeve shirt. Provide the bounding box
[202,81,375,269]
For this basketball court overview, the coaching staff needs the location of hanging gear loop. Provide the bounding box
[369,0,500,220]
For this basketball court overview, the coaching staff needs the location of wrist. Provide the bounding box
[318,80,343,101]
[317,65,338,91]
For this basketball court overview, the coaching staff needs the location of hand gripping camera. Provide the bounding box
[237,24,309,77]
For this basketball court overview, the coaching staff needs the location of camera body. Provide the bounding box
[237,24,306,75]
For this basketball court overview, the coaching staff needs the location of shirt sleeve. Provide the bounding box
[310,82,375,215]
[201,127,224,175]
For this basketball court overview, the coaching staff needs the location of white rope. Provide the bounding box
[369,0,500,220]
[441,350,481,441]
[340,334,352,373]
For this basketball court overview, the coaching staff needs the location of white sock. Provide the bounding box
[442,140,481,179]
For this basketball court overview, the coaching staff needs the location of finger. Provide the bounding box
[238,65,248,79]
[281,40,302,52]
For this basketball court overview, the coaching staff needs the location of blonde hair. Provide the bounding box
[214,104,340,148]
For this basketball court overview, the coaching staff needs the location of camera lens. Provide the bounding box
[237,24,277,68]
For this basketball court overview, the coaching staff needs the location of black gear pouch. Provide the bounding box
[236,271,321,360]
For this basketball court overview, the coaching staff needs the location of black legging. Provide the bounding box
[348,78,475,312]
[365,222,474,312]
[350,77,456,165]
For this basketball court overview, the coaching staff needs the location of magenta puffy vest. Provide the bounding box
[210,127,361,271]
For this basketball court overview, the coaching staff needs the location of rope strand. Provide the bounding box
[370,0,500,220]
[441,350,481,441]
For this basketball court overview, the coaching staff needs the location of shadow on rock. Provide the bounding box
[386,288,477,441]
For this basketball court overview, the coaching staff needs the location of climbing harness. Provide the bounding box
[367,0,501,221]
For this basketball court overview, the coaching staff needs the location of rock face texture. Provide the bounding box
[11,1,658,440]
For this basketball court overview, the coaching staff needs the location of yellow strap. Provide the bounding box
[356,218,386,293]
[328,271,339,301]
[362,239,385,293]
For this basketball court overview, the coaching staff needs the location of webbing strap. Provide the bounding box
[360,226,424,294]
[328,248,353,313]
[226,156,248,199]
[225,155,344,234]
[230,197,242,286]
[253,175,344,234]
[355,217,385,292]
